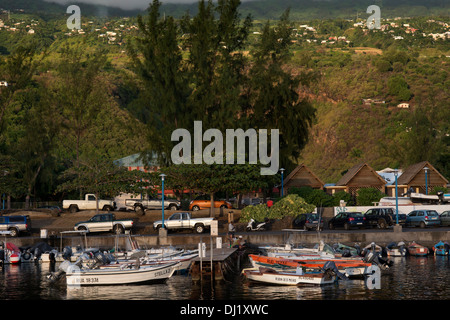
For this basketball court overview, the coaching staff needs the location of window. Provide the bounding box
[0,217,5,223]
[170,214,180,220]
[88,195,96,201]
[418,211,424,216]
[409,211,416,217]
[9,217,24,223]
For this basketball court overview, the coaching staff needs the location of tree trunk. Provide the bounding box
[210,193,215,218]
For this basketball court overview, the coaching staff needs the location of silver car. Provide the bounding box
[439,210,450,227]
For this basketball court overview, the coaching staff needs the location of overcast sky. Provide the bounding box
[43,0,222,11]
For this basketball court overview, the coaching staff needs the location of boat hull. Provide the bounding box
[66,262,178,286]
[243,268,335,286]
[248,254,371,277]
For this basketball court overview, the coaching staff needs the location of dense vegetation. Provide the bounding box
[0,0,449,207]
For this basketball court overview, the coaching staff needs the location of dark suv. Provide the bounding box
[0,215,32,237]
[364,208,406,228]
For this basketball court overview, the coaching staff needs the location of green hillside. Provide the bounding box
[0,0,448,203]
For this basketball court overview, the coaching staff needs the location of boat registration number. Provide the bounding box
[76,277,99,284]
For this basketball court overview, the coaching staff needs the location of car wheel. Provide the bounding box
[168,204,178,210]
[328,222,334,230]
[378,219,387,229]
[195,224,204,234]
[113,225,124,234]
[344,223,350,230]
[135,205,145,216]
[8,228,18,237]
[420,221,426,228]
[69,205,78,213]
[192,205,200,211]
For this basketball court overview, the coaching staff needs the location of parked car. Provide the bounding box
[241,198,261,207]
[364,207,406,228]
[125,198,180,214]
[63,194,116,213]
[153,212,214,234]
[0,215,31,237]
[189,195,233,211]
[439,210,450,227]
[405,209,441,228]
[328,212,366,230]
[292,213,323,231]
[74,213,134,234]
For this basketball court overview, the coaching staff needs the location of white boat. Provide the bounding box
[243,267,336,286]
[61,260,179,286]
[386,242,407,257]
[260,241,336,260]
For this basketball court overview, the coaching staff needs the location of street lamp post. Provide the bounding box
[280,168,285,197]
[423,166,429,195]
[394,169,399,225]
[160,173,166,229]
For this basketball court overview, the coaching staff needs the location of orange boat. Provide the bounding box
[248,254,372,277]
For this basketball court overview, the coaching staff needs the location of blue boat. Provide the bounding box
[433,241,449,256]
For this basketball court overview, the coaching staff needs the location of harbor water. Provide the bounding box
[1,255,450,300]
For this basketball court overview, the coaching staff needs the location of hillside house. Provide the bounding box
[325,163,387,197]
[388,161,449,196]
[283,164,324,192]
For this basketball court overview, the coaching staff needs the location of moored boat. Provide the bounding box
[248,254,372,277]
[65,261,179,286]
[433,241,449,256]
[407,241,429,256]
[386,242,407,257]
[242,266,337,286]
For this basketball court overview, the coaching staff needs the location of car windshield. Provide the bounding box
[308,214,319,220]
[427,211,438,216]
[349,213,362,217]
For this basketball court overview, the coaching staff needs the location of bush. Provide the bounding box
[240,204,270,223]
[239,194,315,222]
[356,187,385,206]
[270,194,316,219]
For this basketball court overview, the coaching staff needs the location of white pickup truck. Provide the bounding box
[74,213,133,234]
[63,194,116,213]
[125,198,180,215]
[153,212,214,234]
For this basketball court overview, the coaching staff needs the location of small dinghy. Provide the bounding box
[407,241,429,256]
[243,267,337,286]
[386,242,407,257]
[243,261,346,286]
[433,241,449,256]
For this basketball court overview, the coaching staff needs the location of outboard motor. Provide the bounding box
[63,246,73,260]
[398,241,406,256]
[363,245,393,270]
[33,247,42,262]
[47,260,73,283]
[321,261,348,281]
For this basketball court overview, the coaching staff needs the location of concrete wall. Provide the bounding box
[10,229,450,251]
